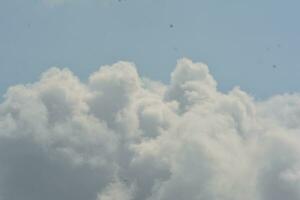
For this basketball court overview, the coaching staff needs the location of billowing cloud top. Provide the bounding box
[0,58,300,200]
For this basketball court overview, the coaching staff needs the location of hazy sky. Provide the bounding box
[1,2,300,199]
[0,0,299,98]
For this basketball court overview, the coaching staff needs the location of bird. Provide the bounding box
[122,178,129,183]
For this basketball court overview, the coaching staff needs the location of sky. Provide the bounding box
[0,0,299,98]
[1,2,300,200]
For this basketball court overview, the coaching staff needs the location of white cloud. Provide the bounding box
[97,181,134,200]
[0,58,300,200]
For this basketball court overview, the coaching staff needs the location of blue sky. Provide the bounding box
[0,0,299,99]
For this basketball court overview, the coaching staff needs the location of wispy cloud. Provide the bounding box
[42,0,72,6]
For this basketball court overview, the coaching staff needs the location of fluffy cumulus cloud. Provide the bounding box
[0,58,300,200]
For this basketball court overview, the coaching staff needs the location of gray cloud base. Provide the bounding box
[0,58,299,200]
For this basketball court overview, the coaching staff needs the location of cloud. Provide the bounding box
[0,58,300,200]
[97,181,134,200]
